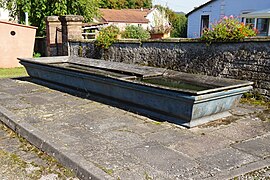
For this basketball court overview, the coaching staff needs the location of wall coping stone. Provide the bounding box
[59,15,84,23]
[69,37,270,44]
[46,16,60,22]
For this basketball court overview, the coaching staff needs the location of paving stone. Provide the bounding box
[115,164,168,180]
[22,96,52,106]
[0,99,32,110]
[231,134,270,159]
[0,79,21,88]
[215,117,270,142]
[83,147,140,172]
[101,130,146,149]
[57,113,92,128]
[145,127,195,146]
[0,92,14,100]
[77,137,111,156]
[128,142,199,176]
[1,87,33,96]
[83,114,139,134]
[116,121,170,135]
[172,133,233,158]
[24,117,43,125]
[196,148,260,176]
[230,104,266,116]
[25,91,63,101]
[50,94,90,108]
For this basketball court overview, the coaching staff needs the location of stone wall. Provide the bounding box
[69,39,270,100]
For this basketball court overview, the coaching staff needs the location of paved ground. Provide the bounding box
[0,77,269,180]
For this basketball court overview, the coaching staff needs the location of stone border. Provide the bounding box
[206,158,270,180]
[0,105,113,180]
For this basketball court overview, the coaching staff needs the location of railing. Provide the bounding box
[82,23,108,39]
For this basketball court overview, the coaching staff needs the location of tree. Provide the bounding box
[99,0,152,9]
[155,5,187,38]
[171,13,187,38]
[0,0,152,36]
[0,0,100,36]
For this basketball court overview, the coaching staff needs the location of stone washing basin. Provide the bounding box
[19,56,253,128]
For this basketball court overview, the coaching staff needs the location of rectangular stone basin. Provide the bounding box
[19,56,253,127]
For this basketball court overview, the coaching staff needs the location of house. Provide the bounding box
[95,8,152,31]
[241,9,270,36]
[94,8,171,38]
[0,21,36,68]
[186,0,270,38]
[0,7,11,21]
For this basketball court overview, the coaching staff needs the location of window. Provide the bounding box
[246,18,255,29]
[138,24,142,27]
[201,15,209,35]
[257,18,269,36]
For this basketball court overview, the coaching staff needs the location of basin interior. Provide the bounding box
[139,76,220,91]
[50,61,220,93]
[51,62,136,78]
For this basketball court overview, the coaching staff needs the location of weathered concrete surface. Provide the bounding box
[0,78,269,180]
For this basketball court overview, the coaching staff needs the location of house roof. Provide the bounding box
[186,0,216,17]
[241,8,270,18]
[99,8,153,23]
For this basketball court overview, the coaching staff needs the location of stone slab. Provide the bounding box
[231,134,270,159]
[196,148,260,176]
[127,142,200,177]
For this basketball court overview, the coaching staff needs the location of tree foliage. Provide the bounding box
[171,13,187,38]
[0,0,100,36]
[155,5,187,37]
[0,0,152,36]
[99,0,152,9]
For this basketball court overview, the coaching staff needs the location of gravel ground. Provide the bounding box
[234,166,270,180]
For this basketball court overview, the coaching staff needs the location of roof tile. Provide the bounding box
[100,9,153,23]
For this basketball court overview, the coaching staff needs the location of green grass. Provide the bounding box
[241,92,270,108]
[0,67,28,78]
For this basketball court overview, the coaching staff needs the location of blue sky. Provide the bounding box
[153,0,210,13]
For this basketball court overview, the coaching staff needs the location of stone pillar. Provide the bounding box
[46,16,62,56]
[59,15,84,56]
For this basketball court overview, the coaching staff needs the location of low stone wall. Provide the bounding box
[69,39,270,100]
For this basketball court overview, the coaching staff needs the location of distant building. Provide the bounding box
[0,7,11,21]
[186,0,270,38]
[94,8,171,37]
[95,8,152,31]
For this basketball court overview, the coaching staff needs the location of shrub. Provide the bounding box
[33,52,41,58]
[95,25,120,49]
[201,16,257,43]
[122,25,150,40]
